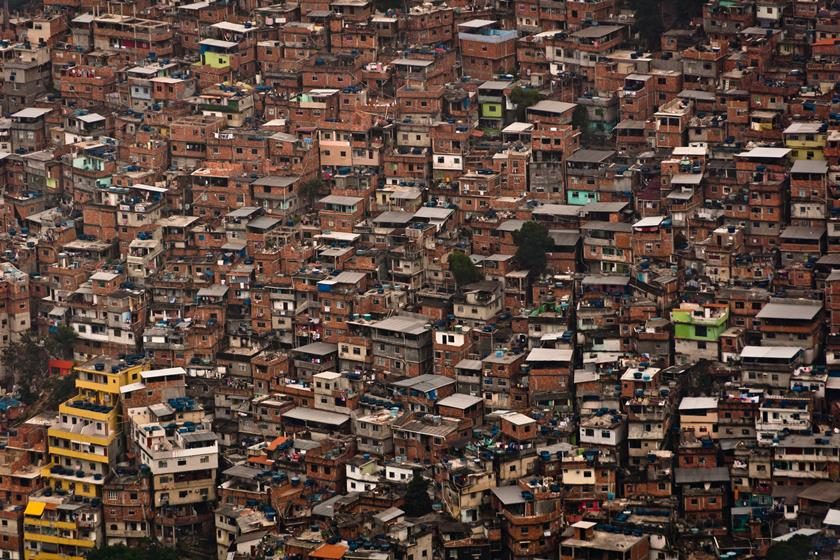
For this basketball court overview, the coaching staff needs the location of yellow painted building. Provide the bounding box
[43,357,148,499]
[784,122,827,160]
[196,39,235,69]
[22,495,102,560]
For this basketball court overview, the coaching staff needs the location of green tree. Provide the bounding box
[572,104,591,146]
[766,535,814,560]
[403,469,433,517]
[87,543,181,560]
[46,375,77,409]
[631,0,664,51]
[448,251,482,287]
[510,86,542,121]
[669,0,704,25]
[373,0,401,10]
[514,221,554,276]
[2,327,80,406]
[2,332,49,393]
[46,325,77,360]
[299,178,325,210]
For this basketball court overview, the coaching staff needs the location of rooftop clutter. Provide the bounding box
[3,0,840,559]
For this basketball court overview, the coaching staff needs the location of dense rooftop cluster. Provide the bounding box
[0,0,840,559]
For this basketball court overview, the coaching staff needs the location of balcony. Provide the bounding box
[60,399,116,418]
[771,463,829,479]
[293,357,336,371]
[670,306,729,327]
[23,530,96,549]
[44,466,105,487]
[156,509,210,527]
[775,451,837,462]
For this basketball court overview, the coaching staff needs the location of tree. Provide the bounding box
[299,178,325,210]
[46,375,77,409]
[2,332,49,393]
[2,327,79,406]
[87,543,180,560]
[449,251,482,287]
[766,535,814,560]
[510,86,542,121]
[403,469,433,517]
[46,325,77,360]
[668,0,704,25]
[572,104,591,146]
[373,0,401,11]
[631,0,664,51]
[514,221,554,276]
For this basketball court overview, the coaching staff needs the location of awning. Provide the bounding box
[24,501,45,517]
[48,306,68,318]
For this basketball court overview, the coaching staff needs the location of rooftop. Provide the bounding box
[756,301,822,321]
